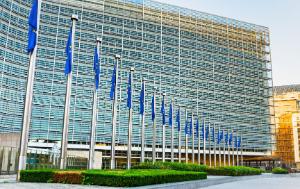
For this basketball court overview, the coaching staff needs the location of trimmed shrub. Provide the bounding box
[53,171,83,184]
[20,169,55,183]
[82,169,207,187]
[21,169,207,187]
[272,167,289,174]
[206,166,262,176]
[132,161,207,172]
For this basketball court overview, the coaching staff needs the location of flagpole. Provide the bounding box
[223,130,226,166]
[127,67,134,169]
[197,118,201,165]
[171,98,174,162]
[162,93,166,162]
[237,145,239,166]
[228,132,230,166]
[213,124,216,167]
[18,0,42,178]
[203,117,206,165]
[185,109,188,164]
[232,132,235,166]
[191,113,195,164]
[152,90,156,163]
[89,37,102,169]
[141,79,146,163]
[60,14,78,170]
[178,106,182,163]
[218,127,221,167]
[241,133,243,166]
[209,123,211,167]
[111,54,120,169]
[237,134,239,166]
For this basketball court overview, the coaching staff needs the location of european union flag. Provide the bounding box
[189,118,192,136]
[195,118,199,137]
[151,95,155,121]
[229,132,233,145]
[93,47,100,90]
[206,125,209,141]
[238,136,241,148]
[225,132,229,145]
[220,130,224,140]
[110,64,116,100]
[168,103,172,127]
[139,82,145,115]
[212,126,215,142]
[176,109,180,131]
[64,27,72,75]
[217,129,221,144]
[27,0,38,53]
[218,130,224,144]
[184,119,188,135]
[127,74,132,109]
[161,98,166,125]
[234,136,238,148]
[201,120,205,140]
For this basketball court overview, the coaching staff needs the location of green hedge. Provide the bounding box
[132,162,261,177]
[20,169,207,187]
[132,161,207,172]
[272,167,289,174]
[206,166,262,176]
[20,169,54,183]
[82,169,207,187]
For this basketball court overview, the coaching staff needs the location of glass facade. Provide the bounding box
[0,0,272,152]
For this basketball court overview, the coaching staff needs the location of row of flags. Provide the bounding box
[117,63,243,148]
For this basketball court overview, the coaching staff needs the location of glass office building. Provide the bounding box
[0,0,273,159]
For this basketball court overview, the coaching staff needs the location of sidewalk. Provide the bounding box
[0,175,16,184]
[204,173,300,189]
[135,174,264,189]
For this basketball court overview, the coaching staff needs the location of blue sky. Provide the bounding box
[156,0,300,86]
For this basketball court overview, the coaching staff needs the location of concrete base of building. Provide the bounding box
[0,133,20,148]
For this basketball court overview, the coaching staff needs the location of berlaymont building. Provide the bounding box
[0,0,274,169]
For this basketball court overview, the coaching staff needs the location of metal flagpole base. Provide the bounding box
[18,156,26,171]
[162,125,166,162]
[178,132,181,163]
[152,120,156,163]
[17,155,27,180]
[60,158,66,169]
[185,135,188,164]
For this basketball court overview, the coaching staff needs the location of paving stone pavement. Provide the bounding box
[202,174,300,189]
